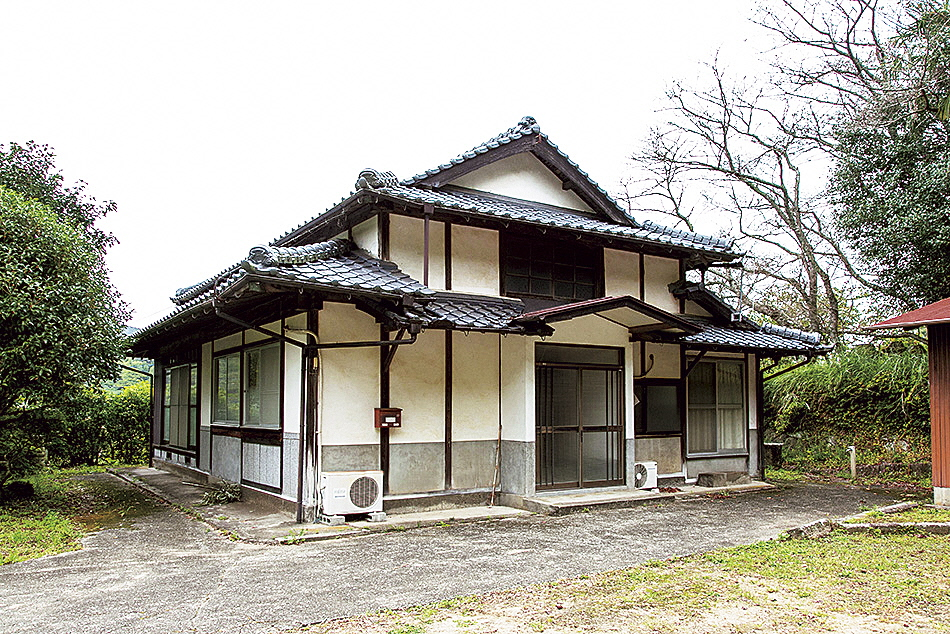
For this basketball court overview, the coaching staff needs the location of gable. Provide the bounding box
[448,153,595,213]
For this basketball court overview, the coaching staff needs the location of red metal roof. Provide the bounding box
[867,297,950,329]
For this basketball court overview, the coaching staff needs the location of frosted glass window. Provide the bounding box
[244,344,280,428]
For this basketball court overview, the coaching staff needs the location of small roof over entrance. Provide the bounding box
[513,296,701,337]
[867,297,950,330]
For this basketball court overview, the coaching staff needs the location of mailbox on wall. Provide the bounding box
[374,407,402,429]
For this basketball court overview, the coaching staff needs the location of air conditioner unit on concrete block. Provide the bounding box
[320,470,383,516]
[633,461,658,490]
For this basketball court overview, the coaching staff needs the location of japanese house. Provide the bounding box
[132,116,828,519]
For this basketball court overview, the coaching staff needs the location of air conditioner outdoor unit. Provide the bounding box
[320,470,384,516]
[633,461,658,490]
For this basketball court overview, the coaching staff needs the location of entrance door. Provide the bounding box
[536,344,624,490]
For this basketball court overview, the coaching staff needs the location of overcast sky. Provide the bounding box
[2,1,763,327]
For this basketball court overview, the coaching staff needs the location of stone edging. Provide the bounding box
[785,501,950,538]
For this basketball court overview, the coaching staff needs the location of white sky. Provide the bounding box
[2,0,763,328]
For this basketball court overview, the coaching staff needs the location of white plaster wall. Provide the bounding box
[604,248,640,298]
[645,342,681,379]
[501,335,533,442]
[544,314,630,348]
[389,215,445,289]
[452,332,500,442]
[390,329,445,444]
[351,217,379,257]
[643,255,680,314]
[684,300,713,317]
[450,225,499,295]
[450,153,594,212]
[214,332,242,352]
[200,343,212,430]
[283,312,307,435]
[317,302,380,446]
[246,318,281,344]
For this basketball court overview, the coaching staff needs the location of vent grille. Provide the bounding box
[349,476,380,508]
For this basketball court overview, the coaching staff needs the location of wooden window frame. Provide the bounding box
[634,378,683,438]
[500,233,604,303]
[161,362,198,451]
[685,358,748,457]
[212,341,284,432]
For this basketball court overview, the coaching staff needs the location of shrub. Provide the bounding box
[45,380,151,468]
[765,346,930,470]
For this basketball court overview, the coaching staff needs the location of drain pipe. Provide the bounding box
[490,335,503,507]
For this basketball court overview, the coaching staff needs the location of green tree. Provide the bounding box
[0,166,127,485]
[0,142,116,249]
[832,2,950,308]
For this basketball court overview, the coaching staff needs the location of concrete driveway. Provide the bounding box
[0,475,899,634]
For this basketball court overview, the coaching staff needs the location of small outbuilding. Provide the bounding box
[868,297,950,507]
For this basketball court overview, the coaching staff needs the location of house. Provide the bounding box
[869,299,950,508]
[131,116,828,520]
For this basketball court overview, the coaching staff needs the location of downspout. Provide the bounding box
[490,335,503,507]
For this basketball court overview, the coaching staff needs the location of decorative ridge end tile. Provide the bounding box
[246,238,352,267]
[355,168,399,191]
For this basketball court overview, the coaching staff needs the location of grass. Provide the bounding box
[0,467,158,565]
[765,465,933,494]
[300,531,950,633]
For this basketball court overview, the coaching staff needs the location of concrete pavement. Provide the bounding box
[0,473,904,634]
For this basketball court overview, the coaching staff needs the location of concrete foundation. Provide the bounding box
[321,444,380,472]
[686,455,748,480]
[936,486,950,508]
[451,440,498,490]
[210,435,241,482]
[389,442,444,494]
[500,440,534,496]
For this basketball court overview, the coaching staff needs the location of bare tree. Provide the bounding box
[622,0,923,342]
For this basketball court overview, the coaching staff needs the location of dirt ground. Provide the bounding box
[303,530,950,634]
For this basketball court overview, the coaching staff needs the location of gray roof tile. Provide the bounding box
[677,316,830,354]
[142,239,432,336]
[364,184,736,255]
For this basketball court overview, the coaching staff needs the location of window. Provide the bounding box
[244,344,281,428]
[163,364,197,449]
[214,353,241,424]
[213,343,281,428]
[502,234,602,303]
[634,380,682,436]
[686,360,746,454]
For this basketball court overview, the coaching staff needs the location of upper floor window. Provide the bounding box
[501,234,602,304]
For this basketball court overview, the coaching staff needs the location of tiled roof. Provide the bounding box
[400,116,631,223]
[677,316,830,355]
[407,293,528,332]
[355,180,737,256]
[243,240,433,297]
[140,239,433,336]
